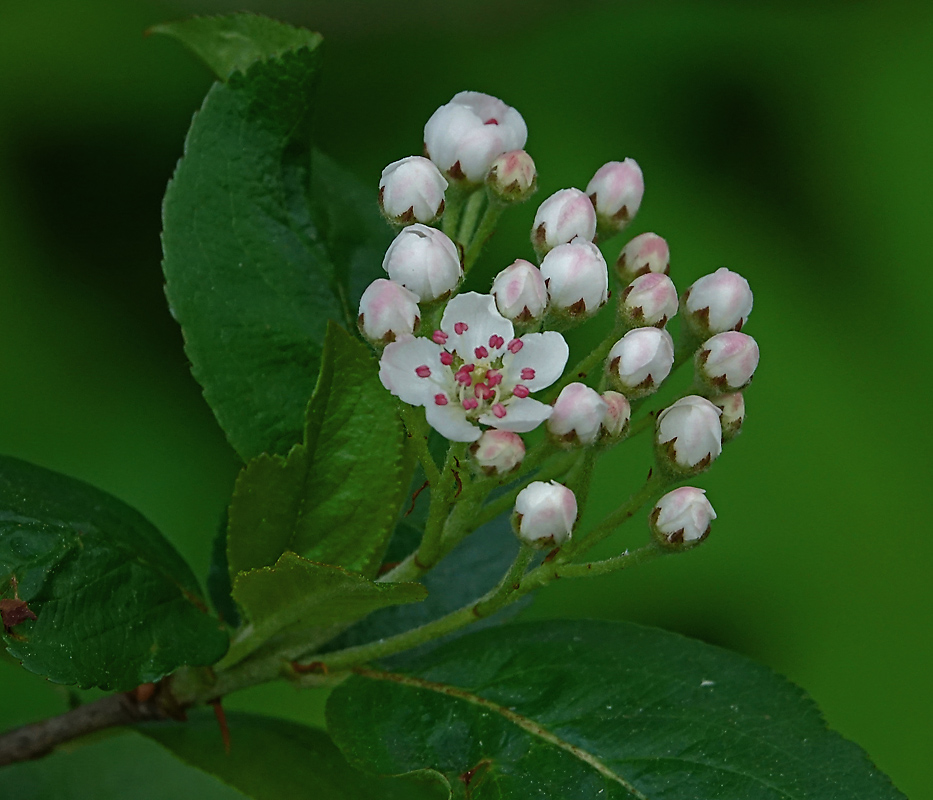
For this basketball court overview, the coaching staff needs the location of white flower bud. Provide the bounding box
[531,188,597,258]
[546,383,608,447]
[379,156,448,225]
[487,150,537,203]
[491,259,548,322]
[650,487,716,548]
[383,224,463,303]
[607,327,674,398]
[539,239,608,317]
[615,232,670,284]
[696,332,760,392]
[357,279,421,344]
[586,159,644,233]
[512,480,577,548]
[655,395,723,475]
[600,391,631,440]
[424,91,527,184]
[470,429,525,476]
[620,273,678,328]
[713,392,745,442]
[682,267,753,337]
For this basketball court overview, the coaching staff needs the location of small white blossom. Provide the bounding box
[424,92,527,183]
[379,293,569,442]
[620,273,678,328]
[470,429,525,476]
[682,267,753,336]
[382,224,462,302]
[616,232,670,284]
[487,150,537,203]
[379,156,448,224]
[539,239,608,317]
[655,395,723,474]
[531,188,597,257]
[513,480,577,548]
[586,159,644,232]
[697,332,760,392]
[547,383,608,447]
[491,259,548,322]
[607,327,674,398]
[650,487,716,547]
[713,392,745,442]
[357,279,420,344]
[600,391,631,440]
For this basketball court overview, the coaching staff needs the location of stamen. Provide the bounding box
[488,334,505,349]
[492,403,507,418]
[432,330,449,344]
[454,322,469,335]
[486,369,502,387]
[521,367,536,381]
[415,365,431,378]
[440,351,454,366]
[462,398,479,410]
[474,383,495,401]
[474,346,488,359]
[434,394,448,406]
[507,338,523,353]
[512,384,530,398]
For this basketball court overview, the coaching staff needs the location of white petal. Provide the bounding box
[425,401,482,442]
[379,338,447,407]
[479,397,552,433]
[502,331,569,391]
[441,292,514,360]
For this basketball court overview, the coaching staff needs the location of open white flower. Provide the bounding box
[379,293,569,442]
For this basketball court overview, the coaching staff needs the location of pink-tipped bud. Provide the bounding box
[424,91,527,184]
[650,487,716,548]
[681,267,753,337]
[357,279,421,344]
[470,429,525,476]
[655,395,723,475]
[382,224,463,303]
[379,156,448,225]
[546,383,608,448]
[696,332,759,393]
[539,239,608,317]
[531,188,597,258]
[607,327,674,398]
[491,259,548,322]
[616,232,670,284]
[600,391,631,440]
[620,273,678,328]
[512,480,577,548]
[586,158,644,234]
[487,149,537,203]
[713,392,745,442]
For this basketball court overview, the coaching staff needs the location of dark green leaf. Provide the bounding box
[327,620,905,800]
[206,512,240,628]
[141,710,445,800]
[150,13,322,80]
[227,324,413,578]
[0,455,227,691]
[222,552,426,667]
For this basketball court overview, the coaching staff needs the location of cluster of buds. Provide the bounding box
[362,89,759,557]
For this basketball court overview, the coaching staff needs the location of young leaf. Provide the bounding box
[221,552,426,668]
[0,455,227,691]
[327,620,906,800]
[227,324,413,578]
[141,710,446,800]
[150,13,323,80]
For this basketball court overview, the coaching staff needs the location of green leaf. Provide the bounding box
[222,552,426,667]
[0,455,227,691]
[327,620,905,800]
[227,324,413,578]
[206,512,240,628]
[141,710,445,800]
[150,13,323,80]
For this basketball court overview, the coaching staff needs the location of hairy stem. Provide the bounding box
[463,198,504,273]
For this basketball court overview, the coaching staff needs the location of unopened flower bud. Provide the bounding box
[619,273,678,328]
[424,91,527,184]
[586,158,644,234]
[487,150,537,203]
[615,232,670,284]
[539,240,608,317]
[655,395,722,475]
[600,391,631,440]
[681,267,753,337]
[491,259,547,323]
[357,279,421,344]
[531,189,597,258]
[713,392,745,442]
[650,487,716,548]
[696,332,760,392]
[607,327,674,398]
[378,156,448,225]
[470,429,525,476]
[512,480,577,548]
[383,224,463,303]
[547,383,607,447]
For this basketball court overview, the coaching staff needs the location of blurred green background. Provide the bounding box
[2,0,931,797]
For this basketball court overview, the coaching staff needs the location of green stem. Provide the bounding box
[473,544,535,616]
[415,442,467,569]
[457,189,486,247]
[442,183,468,239]
[463,198,504,273]
[397,404,441,487]
[555,541,666,579]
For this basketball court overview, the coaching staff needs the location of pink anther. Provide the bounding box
[415,365,431,378]
[474,383,495,401]
[474,346,489,359]
[507,338,523,354]
[521,367,536,381]
[486,369,503,387]
[454,322,469,335]
[462,397,479,410]
[432,330,449,345]
[492,403,507,419]
[434,394,448,406]
[455,368,473,387]
[488,334,505,349]
[440,351,454,366]
[512,384,530,398]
